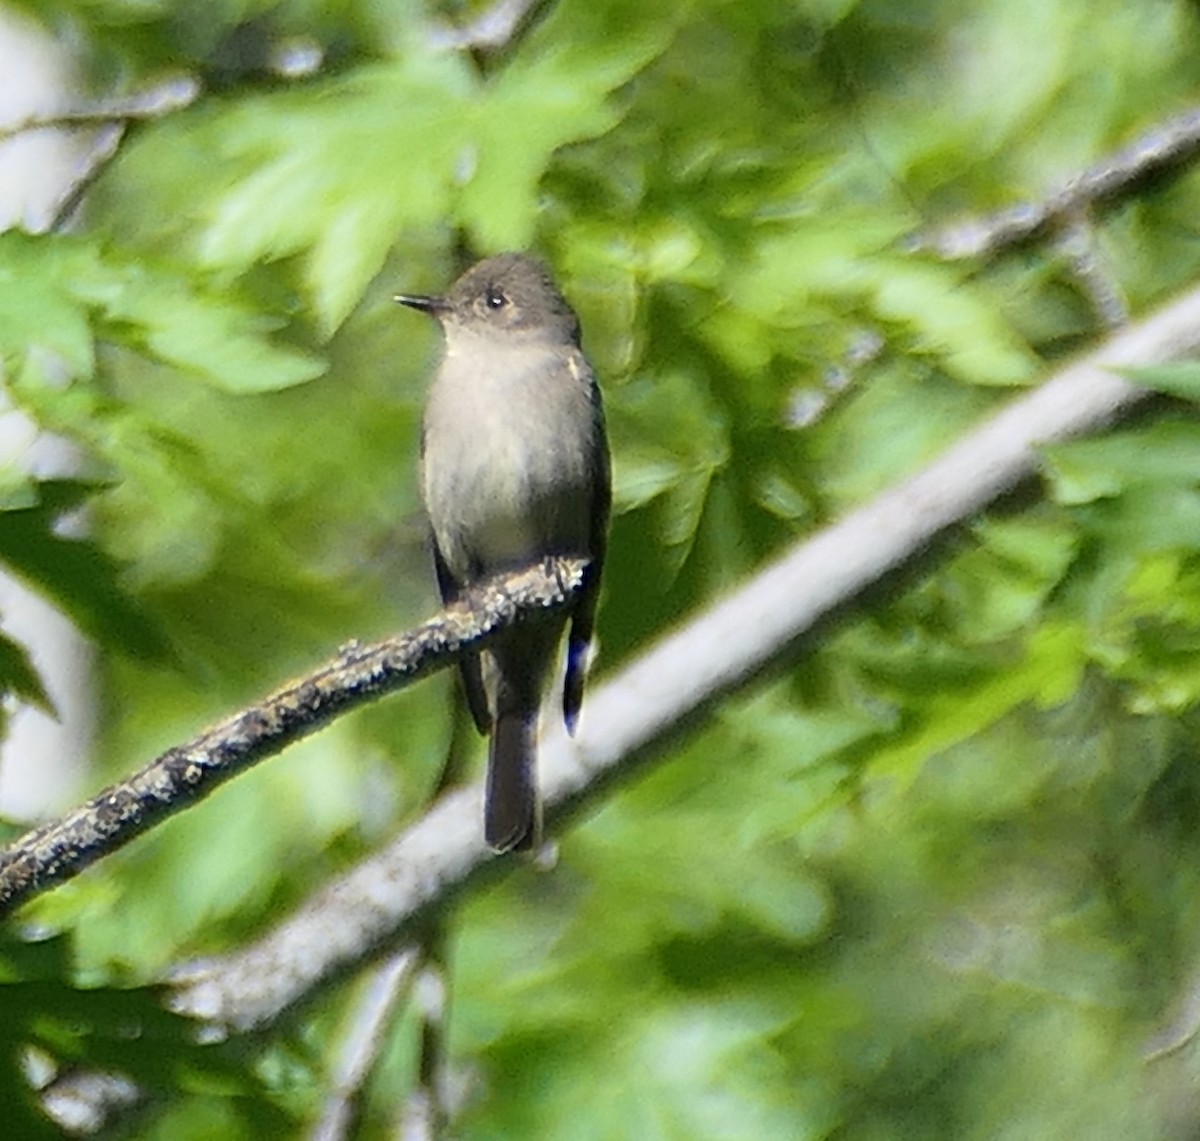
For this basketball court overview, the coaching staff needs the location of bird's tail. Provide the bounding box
[486,710,540,852]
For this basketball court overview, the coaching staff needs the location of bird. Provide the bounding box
[395,253,611,852]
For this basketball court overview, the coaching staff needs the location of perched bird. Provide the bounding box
[396,253,611,852]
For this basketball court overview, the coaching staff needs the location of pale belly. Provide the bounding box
[421,349,597,580]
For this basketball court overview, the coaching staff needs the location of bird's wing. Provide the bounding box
[564,356,611,734]
[432,534,491,734]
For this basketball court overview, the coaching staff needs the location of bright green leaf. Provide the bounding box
[1122,360,1200,401]
[0,480,171,661]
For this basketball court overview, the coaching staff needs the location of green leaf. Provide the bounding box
[868,622,1088,785]
[0,231,322,393]
[0,632,53,714]
[1122,361,1200,401]
[200,1,684,333]
[70,256,324,395]
[115,285,325,394]
[0,232,98,378]
[0,480,171,661]
[1075,484,1200,552]
[200,57,476,336]
[868,260,1040,387]
[460,0,686,250]
[1044,420,1200,505]
[945,515,1079,643]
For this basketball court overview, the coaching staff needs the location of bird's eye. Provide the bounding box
[485,288,507,310]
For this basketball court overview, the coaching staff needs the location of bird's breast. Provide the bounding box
[421,343,598,577]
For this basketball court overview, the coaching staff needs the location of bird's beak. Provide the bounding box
[393,292,450,316]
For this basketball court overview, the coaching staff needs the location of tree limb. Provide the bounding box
[0,558,587,919]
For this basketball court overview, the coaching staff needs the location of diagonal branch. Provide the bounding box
[0,76,201,144]
[168,280,1200,1035]
[0,559,586,919]
[908,101,1200,260]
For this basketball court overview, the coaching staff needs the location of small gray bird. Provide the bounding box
[396,253,611,852]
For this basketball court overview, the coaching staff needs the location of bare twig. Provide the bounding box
[428,0,543,52]
[1052,209,1129,329]
[398,949,451,1141]
[166,281,1200,1037]
[409,934,453,1138]
[0,75,202,233]
[399,1088,438,1141]
[1144,976,1200,1061]
[0,75,201,144]
[385,672,477,1138]
[47,122,126,233]
[0,558,586,919]
[909,102,1200,259]
[310,951,420,1141]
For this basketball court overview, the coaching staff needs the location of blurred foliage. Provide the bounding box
[3,0,1200,1136]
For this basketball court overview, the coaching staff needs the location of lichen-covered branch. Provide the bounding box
[0,558,586,919]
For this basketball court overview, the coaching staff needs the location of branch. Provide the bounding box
[0,76,201,144]
[167,281,1200,1035]
[908,101,1200,259]
[427,0,543,52]
[1051,209,1129,329]
[0,559,586,919]
[309,951,420,1141]
[398,950,452,1140]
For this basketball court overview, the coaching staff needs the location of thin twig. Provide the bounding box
[428,0,543,52]
[0,76,201,144]
[1052,209,1129,329]
[0,558,586,919]
[413,936,452,1138]
[398,947,451,1141]
[310,951,420,1141]
[908,102,1200,259]
[48,122,126,233]
[388,673,477,1138]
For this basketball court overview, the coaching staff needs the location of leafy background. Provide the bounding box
[5,0,1200,1136]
